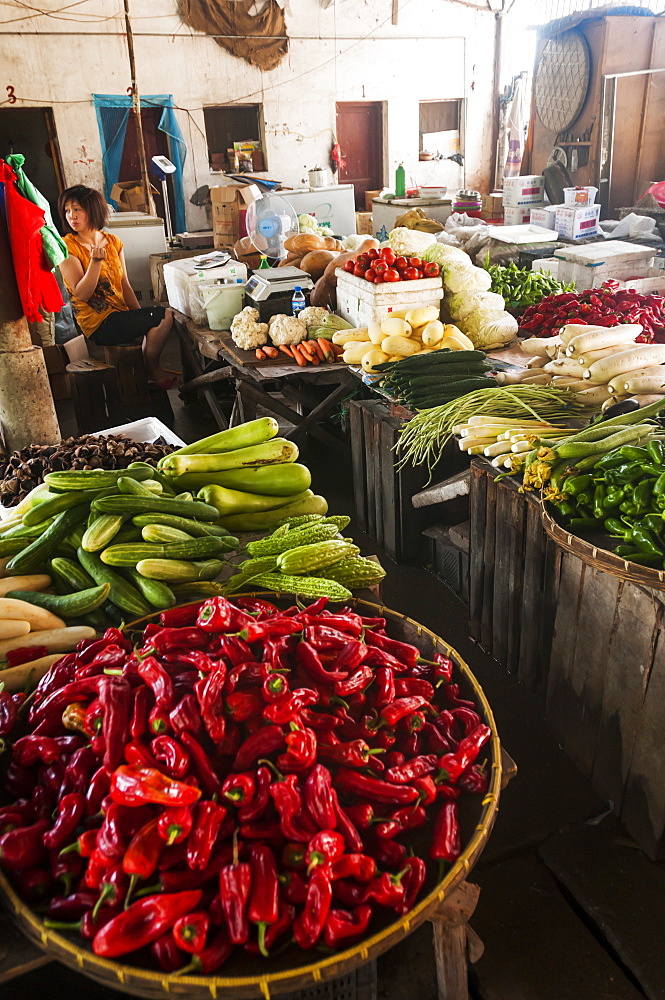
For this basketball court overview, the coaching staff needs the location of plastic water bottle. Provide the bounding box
[395,163,406,198]
[292,286,306,317]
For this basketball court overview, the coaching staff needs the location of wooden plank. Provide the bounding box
[362,403,378,542]
[592,580,663,814]
[0,912,51,984]
[412,469,470,509]
[380,416,401,561]
[518,499,548,691]
[396,436,430,563]
[479,466,496,651]
[491,483,512,668]
[546,551,585,749]
[505,487,526,675]
[553,566,622,779]
[468,461,487,641]
[621,610,665,859]
[537,537,562,694]
[349,401,368,532]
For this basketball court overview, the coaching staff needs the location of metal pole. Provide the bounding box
[123,0,156,218]
[490,11,504,192]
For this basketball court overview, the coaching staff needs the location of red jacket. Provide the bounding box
[0,160,63,322]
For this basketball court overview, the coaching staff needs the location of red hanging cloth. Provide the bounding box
[0,160,63,323]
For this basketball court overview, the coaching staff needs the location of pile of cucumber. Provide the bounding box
[373,349,496,410]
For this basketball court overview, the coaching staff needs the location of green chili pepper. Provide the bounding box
[614,544,638,556]
[640,514,664,534]
[639,464,663,477]
[557,501,579,519]
[562,474,593,496]
[576,491,593,507]
[630,527,663,557]
[617,446,650,462]
[595,453,632,471]
[604,517,631,537]
[625,552,664,567]
[633,481,653,514]
[603,487,626,509]
[610,463,644,485]
[653,472,665,497]
[619,501,638,516]
[569,517,598,529]
[593,484,606,519]
[647,440,665,465]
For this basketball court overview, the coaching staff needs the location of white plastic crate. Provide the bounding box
[92,417,185,448]
[611,269,665,294]
[335,269,443,328]
[553,241,656,291]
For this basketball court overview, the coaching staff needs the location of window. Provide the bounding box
[419,100,463,157]
[203,104,266,172]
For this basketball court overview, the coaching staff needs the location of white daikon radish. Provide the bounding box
[526,355,548,369]
[567,325,642,357]
[545,340,564,359]
[560,323,606,346]
[633,394,665,407]
[519,337,556,357]
[584,344,665,382]
[368,321,385,345]
[543,357,586,377]
[623,374,665,395]
[607,365,665,393]
[574,384,615,404]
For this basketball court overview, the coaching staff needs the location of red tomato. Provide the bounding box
[402,267,420,280]
[357,254,371,268]
[424,262,440,277]
[373,261,388,275]
[408,258,423,268]
[383,268,401,282]
[353,263,367,277]
[364,268,377,282]
[380,248,396,264]
[343,259,356,273]
[367,248,380,260]
[373,272,384,282]
[394,256,408,271]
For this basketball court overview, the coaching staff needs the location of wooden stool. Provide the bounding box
[102,344,149,404]
[66,360,121,433]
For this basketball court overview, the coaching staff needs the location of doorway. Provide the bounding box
[119,108,173,226]
[335,102,384,210]
[0,107,64,226]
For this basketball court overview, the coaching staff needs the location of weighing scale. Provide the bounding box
[245,266,314,322]
[151,155,177,243]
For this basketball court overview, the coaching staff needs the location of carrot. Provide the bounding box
[278,345,294,357]
[291,344,308,367]
[311,340,326,362]
[263,346,279,358]
[318,338,335,363]
[256,348,267,360]
[330,343,344,356]
[299,340,317,358]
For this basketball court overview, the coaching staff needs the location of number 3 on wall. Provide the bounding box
[6,86,16,104]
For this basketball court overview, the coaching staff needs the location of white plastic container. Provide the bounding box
[164,258,247,317]
[563,186,598,207]
[92,417,185,448]
[203,285,246,331]
[335,270,443,328]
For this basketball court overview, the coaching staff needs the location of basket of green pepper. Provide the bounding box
[485,260,574,314]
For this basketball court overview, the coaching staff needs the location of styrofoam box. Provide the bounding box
[532,258,560,279]
[553,240,655,290]
[335,270,443,328]
[502,176,545,207]
[611,268,665,294]
[92,417,185,448]
[554,204,600,241]
[529,205,560,231]
[503,205,540,226]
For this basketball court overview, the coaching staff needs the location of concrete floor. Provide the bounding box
[4,346,664,1000]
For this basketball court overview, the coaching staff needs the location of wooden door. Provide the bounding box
[119,107,172,221]
[336,102,383,210]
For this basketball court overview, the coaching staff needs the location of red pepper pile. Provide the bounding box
[519,282,665,342]
[0,596,491,973]
[343,246,441,284]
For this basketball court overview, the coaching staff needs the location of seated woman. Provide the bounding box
[58,184,177,389]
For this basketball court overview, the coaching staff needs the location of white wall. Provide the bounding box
[0,0,497,230]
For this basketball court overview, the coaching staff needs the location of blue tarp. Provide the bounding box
[93,94,187,233]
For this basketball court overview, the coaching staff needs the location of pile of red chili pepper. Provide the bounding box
[519,282,665,342]
[0,595,491,974]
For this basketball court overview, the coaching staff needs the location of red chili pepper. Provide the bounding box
[85,766,111,817]
[194,666,227,742]
[295,640,347,685]
[84,848,115,890]
[149,735,188,780]
[373,666,396,709]
[241,617,303,643]
[224,660,270,695]
[303,764,337,830]
[222,772,255,806]
[431,801,460,862]
[232,725,283,772]
[219,856,251,945]
[5,762,38,799]
[362,647,408,672]
[157,805,194,846]
[12,866,53,901]
[173,910,210,953]
[303,624,351,651]
[262,687,318,724]
[137,656,175,711]
[396,856,427,915]
[92,889,202,957]
[385,753,438,784]
[320,737,384,769]
[270,774,318,843]
[364,867,409,909]
[0,681,19,736]
[299,612,363,635]
[43,792,85,851]
[95,802,126,860]
[278,869,308,904]
[197,596,253,633]
[187,801,228,871]
[237,596,281,618]
[179,731,221,797]
[277,726,317,774]
[331,792,363,853]
[365,631,419,669]
[413,775,438,805]
[293,866,332,949]
[458,764,490,795]
[30,676,101,726]
[237,764,270,823]
[394,677,435,700]
[176,929,232,974]
[438,724,491,782]
[248,844,279,956]
[239,821,283,844]
[93,863,130,916]
[0,819,48,870]
[380,696,429,728]
[305,829,345,873]
[323,904,372,948]
[226,689,264,722]
[245,900,294,956]
[334,768,419,805]
[330,853,377,883]
[6,644,49,669]
[375,804,427,839]
[151,931,185,971]
[50,846,82,895]
[110,765,202,808]
[123,818,164,883]
[282,842,306,870]
[444,683,476,710]
[13,734,62,766]
[343,803,375,830]
[334,664,373,697]
[130,685,151,740]
[59,745,96,800]
[47,890,99,921]
[148,703,170,736]
[423,722,453,754]
[159,601,204,628]
[451,707,482,737]
[60,828,98,859]
[262,672,288,702]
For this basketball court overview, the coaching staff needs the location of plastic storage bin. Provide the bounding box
[164,258,247,317]
[203,284,246,331]
[563,186,598,207]
[335,269,443,328]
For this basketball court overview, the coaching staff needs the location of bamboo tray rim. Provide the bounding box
[541,502,665,593]
[0,594,502,999]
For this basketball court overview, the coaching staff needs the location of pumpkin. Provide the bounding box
[299,250,337,280]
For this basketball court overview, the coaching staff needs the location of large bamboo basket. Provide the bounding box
[541,503,665,591]
[0,595,503,1000]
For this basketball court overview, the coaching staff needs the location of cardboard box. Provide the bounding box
[110,180,159,213]
[365,190,382,212]
[555,204,601,241]
[210,183,260,245]
[210,152,226,171]
[482,192,503,221]
[355,212,374,236]
[529,205,560,231]
[502,175,545,207]
[503,205,538,226]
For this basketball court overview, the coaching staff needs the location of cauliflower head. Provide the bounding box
[298,306,330,332]
[268,313,307,346]
[230,306,269,350]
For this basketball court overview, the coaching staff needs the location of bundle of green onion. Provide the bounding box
[396,386,593,475]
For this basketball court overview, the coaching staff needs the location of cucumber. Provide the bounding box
[172,582,226,600]
[131,513,231,538]
[124,568,176,610]
[0,537,36,558]
[113,524,144,546]
[136,558,225,582]
[77,547,151,617]
[173,463,312,497]
[5,583,111,618]
[141,524,193,544]
[6,506,90,574]
[127,463,176,494]
[50,557,97,593]
[160,417,279,463]
[44,468,154,492]
[22,490,95,527]
[82,514,127,552]
[118,477,162,497]
[101,535,226,567]
[93,496,220,521]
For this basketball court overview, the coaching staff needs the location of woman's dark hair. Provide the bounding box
[58,185,108,233]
